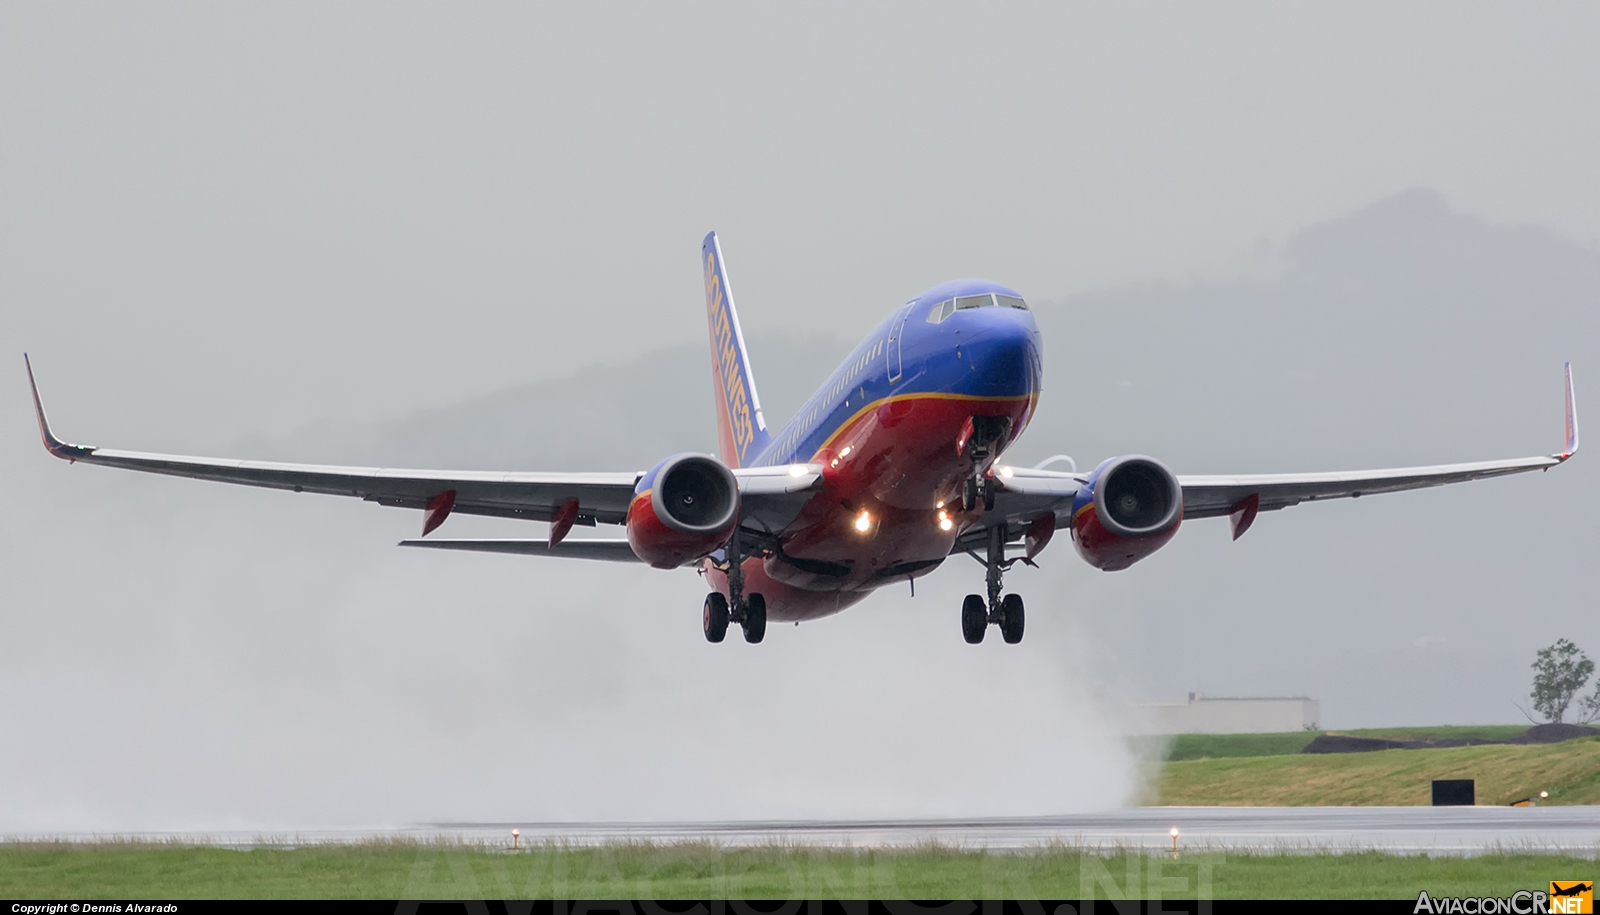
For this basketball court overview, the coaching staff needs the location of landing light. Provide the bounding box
[840,445,853,458]
[788,464,808,477]
[855,510,872,533]
[1000,465,1014,478]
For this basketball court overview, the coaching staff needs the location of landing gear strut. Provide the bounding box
[961,523,1027,644]
[707,524,766,644]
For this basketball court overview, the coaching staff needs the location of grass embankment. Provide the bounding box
[1156,727,1600,806]
[1163,726,1529,762]
[1,842,1595,900]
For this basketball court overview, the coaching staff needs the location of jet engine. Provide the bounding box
[626,453,741,569]
[1070,455,1183,571]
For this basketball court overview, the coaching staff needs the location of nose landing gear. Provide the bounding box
[961,475,997,513]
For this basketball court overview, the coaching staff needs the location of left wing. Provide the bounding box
[25,355,821,538]
[397,538,643,562]
[960,362,1578,550]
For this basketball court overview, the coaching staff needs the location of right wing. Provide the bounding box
[962,362,1578,549]
[26,355,821,541]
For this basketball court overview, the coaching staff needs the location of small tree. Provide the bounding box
[1530,639,1595,724]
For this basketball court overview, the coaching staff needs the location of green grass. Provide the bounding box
[1162,732,1320,761]
[1,842,1597,900]
[1159,736,1600,806]
[1158,725,1535,762]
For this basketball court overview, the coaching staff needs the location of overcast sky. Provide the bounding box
[3,5,1599,830]
[5,4,1599,449]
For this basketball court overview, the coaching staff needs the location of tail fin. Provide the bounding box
[702,231,771,467]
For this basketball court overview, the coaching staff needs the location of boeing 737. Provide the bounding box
[26,232,1580,645]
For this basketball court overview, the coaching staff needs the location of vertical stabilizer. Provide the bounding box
[702,231,771,467]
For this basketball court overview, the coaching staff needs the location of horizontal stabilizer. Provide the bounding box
[398,538,642,563]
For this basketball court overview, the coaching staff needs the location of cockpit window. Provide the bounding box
[926,292,1028,323]
[955,294,991,311]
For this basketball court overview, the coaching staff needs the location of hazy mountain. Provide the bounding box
[234,333,850,472]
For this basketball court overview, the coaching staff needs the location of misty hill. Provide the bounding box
[1042,188,1600,472]
[235,333,852,472]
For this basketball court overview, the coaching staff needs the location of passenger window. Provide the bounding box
[955,294,992,311]
[996,295,1028,310]
[925,299,956,323]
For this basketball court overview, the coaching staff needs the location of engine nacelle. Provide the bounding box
[626,453,740,569]
[1070,455,1183,571]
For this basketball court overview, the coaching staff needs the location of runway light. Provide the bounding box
[512,828,520,851]
[1170,826,1179,855]
[855,510,872,533]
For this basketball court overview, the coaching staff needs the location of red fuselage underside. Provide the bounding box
[704,392,1035,622]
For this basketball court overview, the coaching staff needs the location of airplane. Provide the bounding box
[26,232,1580,645]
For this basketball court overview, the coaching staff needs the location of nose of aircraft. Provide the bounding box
[963,306,1042,397]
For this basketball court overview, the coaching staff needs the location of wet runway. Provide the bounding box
[437,807,1600,854]
[10,808,1600,855]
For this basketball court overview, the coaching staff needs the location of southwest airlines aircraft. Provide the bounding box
[27,233,1580,645]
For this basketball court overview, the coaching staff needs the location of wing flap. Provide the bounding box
[398,538,642,562]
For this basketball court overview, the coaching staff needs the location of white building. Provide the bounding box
[1134,693,1320,735]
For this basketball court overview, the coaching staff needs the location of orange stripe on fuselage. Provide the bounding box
[803,390,1039,462]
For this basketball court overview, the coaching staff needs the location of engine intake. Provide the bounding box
[1071,455,1183,571]
[1095,456,1182,537]
[627,453,740,568]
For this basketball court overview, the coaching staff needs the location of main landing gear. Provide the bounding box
[703,525,767,644]
[702,591,765,643]
[962,523,1027,645]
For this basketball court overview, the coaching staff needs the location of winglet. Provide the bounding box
[24,354,95,462]
[1560,361,1579,461]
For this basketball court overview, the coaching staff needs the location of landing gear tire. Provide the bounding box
[703,592,729,643]
[742,593,767,644]
[999,593,1025,644]
[961,594,987,644]
[982,482,996,512]
[962,477,979,512]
